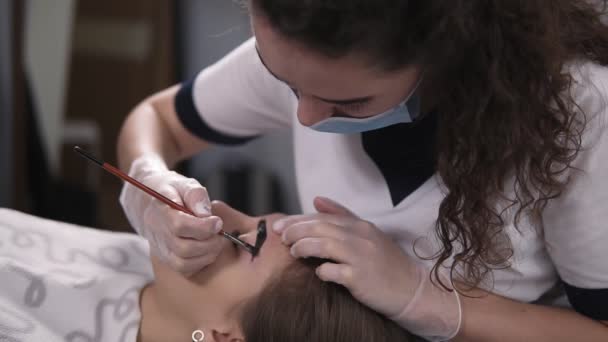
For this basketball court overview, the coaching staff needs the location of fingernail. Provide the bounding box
[194,202,210,216]
[273,219,287,233]
[214,220,222,233]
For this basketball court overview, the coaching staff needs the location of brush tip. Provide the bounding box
[73,145,103,166]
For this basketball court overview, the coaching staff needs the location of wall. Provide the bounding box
[179,0,300,214]
[0,0,13,207]
[24,0,76,175]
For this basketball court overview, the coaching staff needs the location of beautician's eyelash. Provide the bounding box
[340,101,367,112]
[333,102,369,118]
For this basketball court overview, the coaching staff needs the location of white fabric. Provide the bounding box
[193,38,294,137]
[0,208,154,342]
[189,38,608,302]
[542,61,608,289]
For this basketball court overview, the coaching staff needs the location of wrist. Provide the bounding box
[391,265,462,341]
[119,153,169,215]
[128,153,170,178]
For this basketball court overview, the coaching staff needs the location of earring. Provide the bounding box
[191,329,205,341]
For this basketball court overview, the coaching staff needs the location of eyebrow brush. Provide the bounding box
[73,146,262,257]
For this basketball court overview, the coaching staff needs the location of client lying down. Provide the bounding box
[0,202,411,342]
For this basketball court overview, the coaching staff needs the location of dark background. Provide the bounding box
[0,0,299,232]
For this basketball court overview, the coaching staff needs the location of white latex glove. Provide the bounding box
[119,154,227,275]
[273,196,462,341]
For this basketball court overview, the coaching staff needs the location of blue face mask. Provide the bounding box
[309,80,422,134]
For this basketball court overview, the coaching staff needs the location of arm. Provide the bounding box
[117,38,293,275]
[117,85,211,172]
[454,285,608,342]
[116,84,227,275]
[274,197,608,342]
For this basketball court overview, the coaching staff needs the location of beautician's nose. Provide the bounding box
[296,95,332,126]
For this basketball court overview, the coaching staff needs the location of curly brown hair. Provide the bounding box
[249,0,608,290]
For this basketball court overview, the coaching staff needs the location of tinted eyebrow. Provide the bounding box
[254,46,374,105]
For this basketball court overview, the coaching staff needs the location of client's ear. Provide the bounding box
[210,328,244,342]
[211,200,256,233]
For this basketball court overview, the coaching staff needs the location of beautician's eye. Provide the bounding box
[332,102,369,118]
[290,87,300,99]
[340,101,367,112]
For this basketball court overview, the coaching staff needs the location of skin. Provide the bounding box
[136,202,291,342]
[251,14,424,126]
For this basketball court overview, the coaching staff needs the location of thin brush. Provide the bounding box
[73,146,258,256]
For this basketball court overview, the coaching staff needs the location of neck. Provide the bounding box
[137,283,212,342]
[137,283,202,342]
[136,255,222,342]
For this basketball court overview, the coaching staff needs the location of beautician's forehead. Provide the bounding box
[253,17,391,100]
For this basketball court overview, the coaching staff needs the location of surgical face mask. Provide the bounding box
[309,79,422,134]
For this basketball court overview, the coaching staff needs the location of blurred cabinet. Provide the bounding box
[63,0,175,230]
[3,0,26,210]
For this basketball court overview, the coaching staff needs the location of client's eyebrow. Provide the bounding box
[254,46,374,106]
[251,219,267,261]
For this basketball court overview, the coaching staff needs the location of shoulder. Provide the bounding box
[202,36,258,70]
[195,37,268,86]
[567,60,608,123]
[568,60,608,93]
[191,36,293,113]
[561,61,608,154]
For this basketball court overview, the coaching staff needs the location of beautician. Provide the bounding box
[117,0,608,341]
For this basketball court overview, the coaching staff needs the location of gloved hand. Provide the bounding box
[119,154,228,275]
[273,196,461,341]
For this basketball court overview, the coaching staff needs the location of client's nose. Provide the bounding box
[211,200,256,234]
[238,230,257,246]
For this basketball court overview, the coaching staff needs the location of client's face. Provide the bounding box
[193,201,292,315]
[149,201,293,340]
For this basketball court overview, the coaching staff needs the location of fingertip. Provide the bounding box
[213,218,223,233]
[273,218,287,233]
[316,264,330,281]
[316,262,349,285]
[193,201,211,217]
[313,196,335,213]
[289,244,300,258]
[314,196,330,204]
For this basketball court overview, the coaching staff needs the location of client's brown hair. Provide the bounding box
[239,258,412,342]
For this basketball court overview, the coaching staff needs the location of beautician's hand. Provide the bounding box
[273,197,461,341]
[119,154,226,275]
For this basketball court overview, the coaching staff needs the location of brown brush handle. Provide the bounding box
[73,145,258,255]
[103,163,195,216]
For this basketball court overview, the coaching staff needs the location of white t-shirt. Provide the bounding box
[174,38,608,319]
[0,209,154,342]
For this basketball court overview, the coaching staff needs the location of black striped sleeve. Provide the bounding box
[174,79,259,146]
[563,281,608,320]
